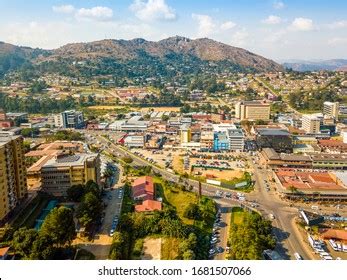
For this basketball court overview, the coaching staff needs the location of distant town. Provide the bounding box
[0,57,347,261]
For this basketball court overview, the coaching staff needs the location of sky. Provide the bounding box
[0,0,346,61]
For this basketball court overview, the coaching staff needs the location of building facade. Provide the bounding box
[323,101,339,120]
[235,101,270,121]
[0,136,27,222]
[54,110,84,129]
[302,114,321,134]
[40,153,100,196]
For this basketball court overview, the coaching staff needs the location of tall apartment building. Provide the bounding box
[54,110,84,129]
[0,136,27,222]
[302,114,322,134]
[235,101,270,121]
[39,153,101,196]
[323,101,339,120]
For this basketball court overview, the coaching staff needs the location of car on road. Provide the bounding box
[211,237,218,244]
[109,229,115,237]
[209,249,216,255]
[294,252,303,260]
[216,246,224,253]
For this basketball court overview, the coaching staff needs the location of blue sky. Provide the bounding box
[0,0,346,60]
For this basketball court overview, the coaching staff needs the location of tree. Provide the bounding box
[11,228,38,259]
[40,207,76,247]
[76,192,103,228]
[67,184,85,202]
[122,156,133,164]
[30,234,56,260]
[161,115,170,121]
[182,249,195,260]
[84,180,101,199]
[183,203,202,220]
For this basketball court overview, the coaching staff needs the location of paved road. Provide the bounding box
[214,206,232,260]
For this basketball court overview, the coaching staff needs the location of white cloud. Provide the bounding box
[220,21,236,30]
[130,0,176,21]
[328,20,347,29]
[262,15,282,25]
[273,1,285,10]
[75,6,113,21]
[52,4,75,14]
[230,30,249,47]
[290,17,314,31]
[328,37,347,46]
[192,14,216,37]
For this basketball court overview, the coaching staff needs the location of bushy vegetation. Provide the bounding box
[0,93,75,114]
[226,208,276,260]
[10,206,76,260]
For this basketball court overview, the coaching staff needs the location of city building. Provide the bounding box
[274,169,347,201]
[302,114,322,134]
[261,148,347,170]
[124,135,145,148]
[0,136,27,222]
[227,128,244,151]
[5,112,28,126]
[213,131,230,151]
[180,125,191,144]
[256,128,292,153]
[28,153,100,196]
[235,101,270,121]
[323,101,339,120]
[343,131,347,144]
[54,110,84,129]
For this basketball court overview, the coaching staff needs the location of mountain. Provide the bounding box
[0,41,49,77]
[0,36,283,78]
[282,59,347,72]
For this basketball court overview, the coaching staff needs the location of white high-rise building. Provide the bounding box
[302,114,322,134]
[323,101,339,120]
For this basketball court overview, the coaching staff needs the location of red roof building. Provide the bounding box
[132,176,154,201]
[318,139,347,153]
[135,200,162,212]
[132,176,162,212]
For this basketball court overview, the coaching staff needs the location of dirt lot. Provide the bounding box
[141,238,162,260]
[193,167,244,181]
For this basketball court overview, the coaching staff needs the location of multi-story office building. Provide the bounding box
[212,124,244,151]
[54,110,84,129]
[0,136,27,222]
[39,153,101,196]
[235,101,270,121]
[302,114,322,134]
[227,128,245,151]
[323,101,339,120]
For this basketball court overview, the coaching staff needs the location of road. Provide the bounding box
[214,205,232,260]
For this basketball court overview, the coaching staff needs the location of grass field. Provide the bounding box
[231,207,246,225]
[161,237,180,260]
[154,178,198,225]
